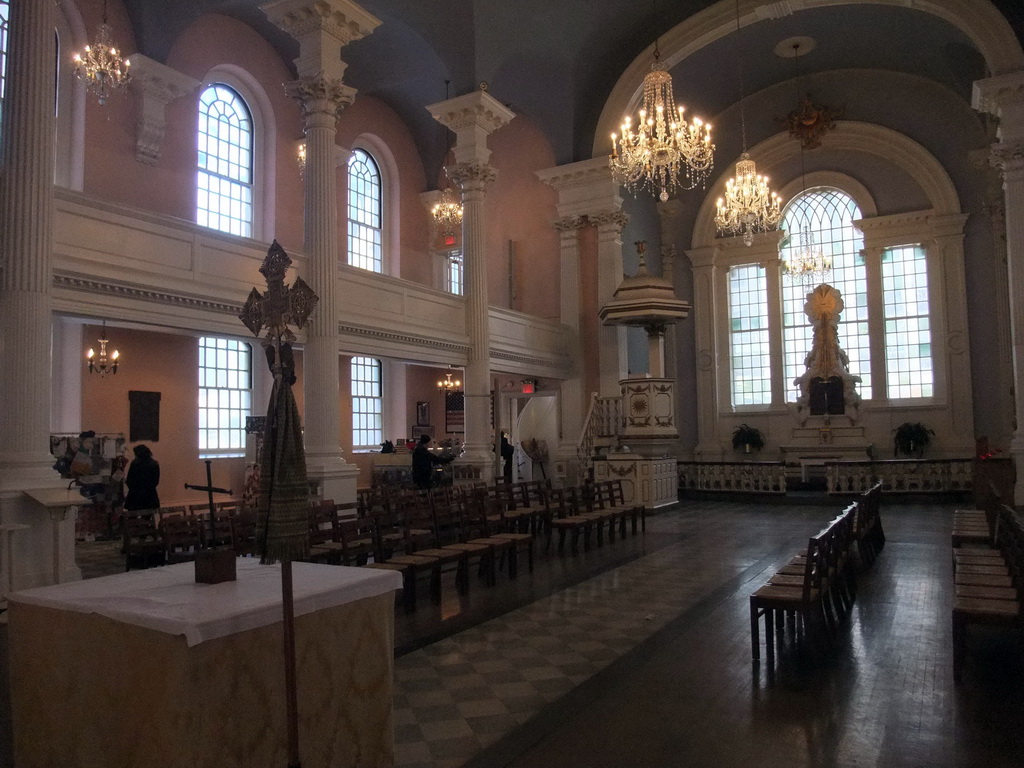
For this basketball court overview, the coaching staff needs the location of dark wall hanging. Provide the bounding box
[129,390,161,442]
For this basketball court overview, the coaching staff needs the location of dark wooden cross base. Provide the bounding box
[184,459,236,584]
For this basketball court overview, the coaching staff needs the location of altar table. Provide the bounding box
[7,559,402,768]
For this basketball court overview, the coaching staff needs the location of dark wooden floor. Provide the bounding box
[2,497,1022,768]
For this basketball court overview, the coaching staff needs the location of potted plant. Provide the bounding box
[732,424,765,454]
[893,422,934,457]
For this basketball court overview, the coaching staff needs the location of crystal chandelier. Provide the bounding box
[437,371,462,392]
[433,80,464,237]
[781,42,832,286]
[296,142,306,177]
[610,41,714,202]
[714,0,781,245]
[72,0,131,106]
[86,322,120,376]
[783,226,831,285]
[432,187,463,238]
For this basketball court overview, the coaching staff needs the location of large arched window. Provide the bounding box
[347,148,383,272]
[780,188,871,401]
[197,84,253,237]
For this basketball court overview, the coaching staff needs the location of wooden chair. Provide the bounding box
[750,530,830,663]
[160,514,204,564]
[230,507,257,556]
[951,509,1023,681]
[548,486,592,554]
[435,492,496,587]
[307,499,344,564]
[122,511,163,571]
[600,479,645,535]
[467,493,533,580]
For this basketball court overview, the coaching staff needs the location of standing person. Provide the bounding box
[412,434,451,490]
[501,432,514,482]
[124,444,160,514]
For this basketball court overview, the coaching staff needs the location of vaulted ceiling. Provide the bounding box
[120,0,1024,171]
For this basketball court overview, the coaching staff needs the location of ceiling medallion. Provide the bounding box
[783,95,840,150]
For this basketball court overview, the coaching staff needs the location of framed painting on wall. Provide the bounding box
[412,425,434,440]
[416,401,430,426]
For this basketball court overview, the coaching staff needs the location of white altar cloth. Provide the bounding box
[9,558,401,646]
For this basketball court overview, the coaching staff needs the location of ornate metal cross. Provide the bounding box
[239,240,318,355]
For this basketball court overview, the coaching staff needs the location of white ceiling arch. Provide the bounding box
[594,0,1024,158]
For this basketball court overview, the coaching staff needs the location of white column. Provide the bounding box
[264,0,380,503]
[430,91,515,477]
[860,245,887,404]
[687,246,720,459]
[973,71,1024,503]
[0,0,78,587]
[552,215,586,481]
[448,161,498,473]
[593,210,630,396]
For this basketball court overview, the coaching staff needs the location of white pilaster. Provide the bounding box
[972,71,1024,500]
[264,0,380,502]
[0,0,78,588]
[594,210,630,396]
[687,245,720,459]
[430,90,515,477]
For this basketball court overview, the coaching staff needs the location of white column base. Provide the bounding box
[553,441,581,486]
[304,450,358,505]
[0,488,82,591]
[458,444,496,483]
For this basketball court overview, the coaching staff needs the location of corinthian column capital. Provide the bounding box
[553,215,587,233]
[286,74,357,123]
[447,161,497,191]
[592,210,630,233]
[991,140,1024,181]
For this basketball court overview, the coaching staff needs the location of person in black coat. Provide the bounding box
[411,434,452,490]
[124,444,160,513]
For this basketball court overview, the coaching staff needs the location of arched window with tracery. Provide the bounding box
[197,83,253,237]
[347,148,383,272]
[780,188,871,401]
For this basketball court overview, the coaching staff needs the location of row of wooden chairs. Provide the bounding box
[749,482,884,664]
[951,505,1023,681]
[122,501,256,571]
[306,487,536,611]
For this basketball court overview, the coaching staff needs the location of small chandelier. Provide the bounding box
[610,42,714,202]
[433,80,464,237]
[437,371,462,392]
[715,154,782,246]
[714,0,781,245]
[432,187,463,238]
[296,142,306,177]
[72,0,131,106]
[783,226,831,285]
[86,323,120,376]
